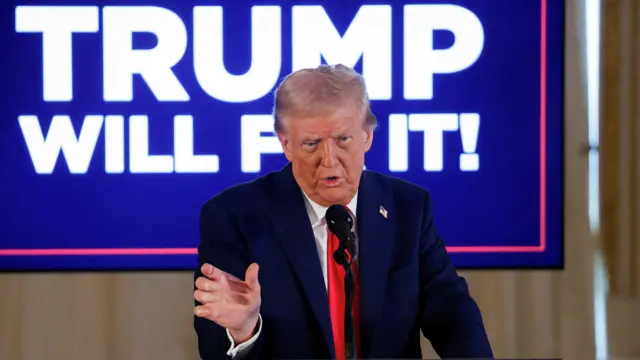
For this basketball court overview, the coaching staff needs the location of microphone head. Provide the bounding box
[326,204,353,239]
[333,249,349,266]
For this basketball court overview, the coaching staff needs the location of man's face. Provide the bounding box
[277,105,373,207]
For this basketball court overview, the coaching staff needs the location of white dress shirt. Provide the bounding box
[225,192,359,357]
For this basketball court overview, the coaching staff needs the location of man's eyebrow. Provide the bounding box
[332,130,352,138]
[301,136,322,143]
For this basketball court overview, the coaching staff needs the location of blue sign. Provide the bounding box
[0,0,564,270]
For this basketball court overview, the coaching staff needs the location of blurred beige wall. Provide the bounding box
[0,0,624,359]
[600,0,640,358]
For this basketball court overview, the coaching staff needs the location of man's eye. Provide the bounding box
[303,141,318,147]
[337,136,350,142]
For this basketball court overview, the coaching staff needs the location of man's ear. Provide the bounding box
[277,131,293,161]
[364,126,374,152]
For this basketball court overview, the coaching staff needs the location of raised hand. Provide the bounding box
[194,263,261,343]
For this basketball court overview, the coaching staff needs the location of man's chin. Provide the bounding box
[317,188,354,205]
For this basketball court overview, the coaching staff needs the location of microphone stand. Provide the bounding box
[334,234,357,360]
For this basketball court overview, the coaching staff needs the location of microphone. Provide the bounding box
[326,204,357,360]
[326,204,357,264]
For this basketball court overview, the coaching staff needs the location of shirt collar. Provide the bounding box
[301,191,358,227]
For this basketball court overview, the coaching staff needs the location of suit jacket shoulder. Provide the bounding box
[201,170,280,213]
[363,170,434,214]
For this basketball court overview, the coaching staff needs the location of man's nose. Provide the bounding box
[320,139,338,168]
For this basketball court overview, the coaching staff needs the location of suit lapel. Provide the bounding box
[265,163,335,357]
[356,171,394,357]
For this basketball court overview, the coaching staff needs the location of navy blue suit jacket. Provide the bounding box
[194,163,493,359]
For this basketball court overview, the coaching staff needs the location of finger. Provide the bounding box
[194,286,251,309]
[245,263,260,291]
[198,266,251,294]
[200,263,214,278]
[196,276,250,301]
[195,276,218,292]
[194,305,211,318]
[194,289,220,304]
[201,263,229,281]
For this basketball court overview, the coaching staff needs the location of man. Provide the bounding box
[193,64,493,359]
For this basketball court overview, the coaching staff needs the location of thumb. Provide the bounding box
[245,263,260,289]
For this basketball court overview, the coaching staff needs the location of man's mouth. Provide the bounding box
[322,176,341,186]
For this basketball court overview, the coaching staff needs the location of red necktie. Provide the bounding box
[327,231,361,360]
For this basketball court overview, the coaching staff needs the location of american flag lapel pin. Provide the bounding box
[379,205,388,218]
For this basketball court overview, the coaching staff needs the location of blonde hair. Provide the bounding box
[272,64,377,133]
